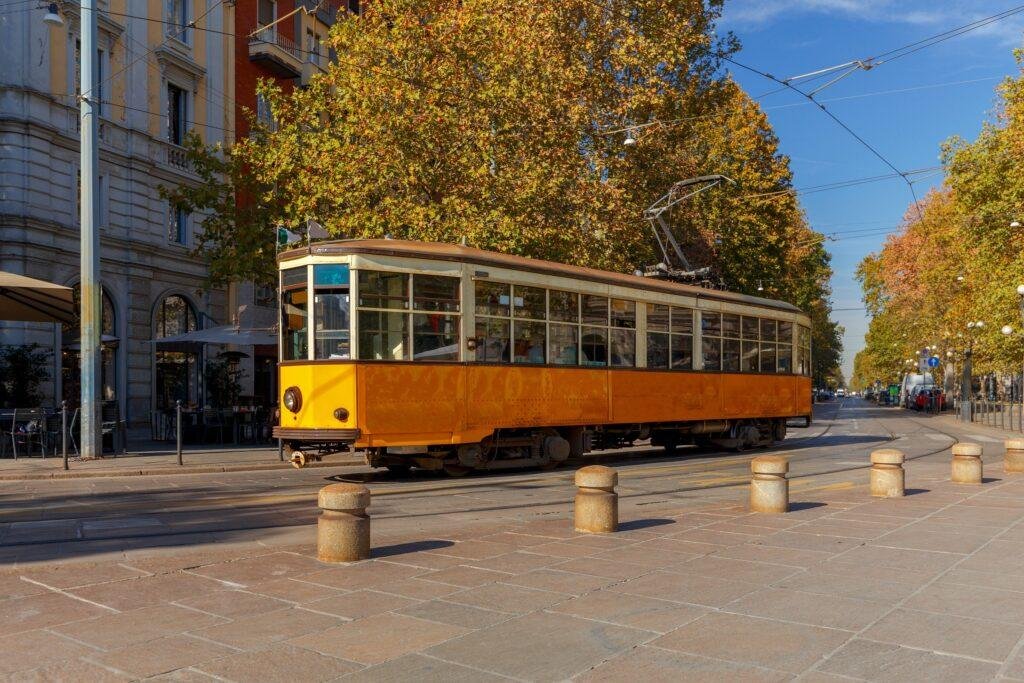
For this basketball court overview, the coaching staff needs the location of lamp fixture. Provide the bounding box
[623,129,637,146]
[42,3,63,27]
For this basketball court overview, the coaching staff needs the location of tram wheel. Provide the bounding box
[443,464,472,477]
[290,451,308,469]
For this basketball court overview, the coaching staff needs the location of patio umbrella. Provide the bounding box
[150,325,278,347]
[0,271,75,323]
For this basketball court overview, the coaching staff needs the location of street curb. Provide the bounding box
[0,456,366,480]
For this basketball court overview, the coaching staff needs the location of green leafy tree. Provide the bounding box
[169,0,842,376]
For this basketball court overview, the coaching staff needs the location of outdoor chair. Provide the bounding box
[4,408,47,459]
[43,412,64,458]
[101,400,127,455]
[202,409,225,444]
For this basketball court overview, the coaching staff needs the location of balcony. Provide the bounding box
[248,30,303,78]
[300,59,327,87]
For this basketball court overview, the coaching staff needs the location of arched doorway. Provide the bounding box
[62,285,118,405]
[154,294,200,408]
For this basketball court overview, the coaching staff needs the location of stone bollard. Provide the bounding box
[317,483,371,563]
[750,456,789,513]
[574,465,618,533]
[1005,439,1024,474]
[870,448,905,498]
[951,443,983,485]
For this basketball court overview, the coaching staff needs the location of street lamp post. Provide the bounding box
[961,321,984,422]
[79,0,101,459]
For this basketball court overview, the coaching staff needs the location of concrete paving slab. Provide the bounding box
[817,638,1001,682]
[397,599,514,630]
[0,590,111,636]
[87,634,238,678]
[195,642,360,682]
[652,611,852,674]
[609,570,760,607]
[425,610,651,681]
[189,607,344,651]
[297,612,469,665]
[579,646,791,682]
[302,589,419,620]
[861,607,1024,661]
[445,582,570,614]
[727,586,892,630]
[339,653,511,682]
[549,589,708,634]
[53,603,228,650]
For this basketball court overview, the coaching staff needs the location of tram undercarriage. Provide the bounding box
[284,417,796,474]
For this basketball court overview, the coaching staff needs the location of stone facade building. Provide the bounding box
[0,0,343,430]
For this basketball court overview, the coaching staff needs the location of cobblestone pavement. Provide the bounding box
[3,401,1024,681]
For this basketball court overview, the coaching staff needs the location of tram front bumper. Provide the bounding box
[272,427,361,442]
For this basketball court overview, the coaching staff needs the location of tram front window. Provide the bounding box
[281,267,308,361]
[313,264,351,360]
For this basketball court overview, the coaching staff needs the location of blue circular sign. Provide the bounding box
[927,356,940,368]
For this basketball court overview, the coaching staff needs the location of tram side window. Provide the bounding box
[760,319,778,372]
[670,307,693,370]
[797,324,812,375]
[474,281,510,363]
[581,295,609,366]
[313,264,350,360]
[777,321,794,373]
[741,315,759,372]
[549,290,579,365]
[512,285,546,363]
[281,266,308,361]
[646,304,669,369]
[412,274,460,361]
[357,270,410,360]
[701,311,722,371]
[610,299,635,367]
[358,270,408,310]
[721,313,741,372]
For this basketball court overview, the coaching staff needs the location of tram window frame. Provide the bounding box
[777,321,794,374]
[582,294,609,325]
[670,307,694,370]
[701,311,723,371]
[797,324,812,376]
[280,266,309,361]
[313,264,351,360]
[355,270,461,361]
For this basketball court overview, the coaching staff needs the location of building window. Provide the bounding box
[74,40,105,115]
[257,0,276,32]
[255,283,276,308]
[62,286,118,404]
[167,0,189,41]
[154,294,199,409]
[255,94,274,129]
[167,83,187,144]
[168,206,188,244]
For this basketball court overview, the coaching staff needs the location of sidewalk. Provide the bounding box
[4,446,1024,680]
[0,445,363,480]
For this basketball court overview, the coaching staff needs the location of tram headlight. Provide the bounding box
[334,407,349,422]
[283,386,302,413]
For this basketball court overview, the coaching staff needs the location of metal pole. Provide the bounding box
[79,0,101,460]
[61,401,68,471]
[278,438,284,462]
[176,399,183,466]
[961,348,973,423]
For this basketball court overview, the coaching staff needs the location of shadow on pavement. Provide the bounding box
[618,518,674,531]
[788,502,827,511]
[371,539,454,558]
[905,488,930,496]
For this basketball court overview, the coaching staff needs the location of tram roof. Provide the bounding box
[279,239,804,315]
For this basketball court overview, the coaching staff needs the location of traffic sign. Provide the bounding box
[927,356,940,368]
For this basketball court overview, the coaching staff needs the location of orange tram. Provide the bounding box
[272,240,813,474]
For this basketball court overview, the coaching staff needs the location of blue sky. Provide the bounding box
[717,0,1024,382]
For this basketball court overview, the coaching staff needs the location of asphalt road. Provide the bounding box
[0,400,980,566]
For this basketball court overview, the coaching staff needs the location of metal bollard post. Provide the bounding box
[951,442,983,484]
[176,399,183,466]
[61,400,68,471]
[750,456,789,513]
[278,438,284,462]
[574,465,618,533]
[1005,439,1024,473]
[317,483,371,563]
[870,448,905,497]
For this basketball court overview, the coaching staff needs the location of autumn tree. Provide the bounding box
[857,49,1024,385]
[169,0,842,374]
